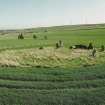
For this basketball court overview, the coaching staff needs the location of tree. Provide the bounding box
[88,43,93,49]
[18,33,24,39]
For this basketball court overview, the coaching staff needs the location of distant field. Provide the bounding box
[0,25,105,50]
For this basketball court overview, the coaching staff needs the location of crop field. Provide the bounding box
[0,65,105,105]
[0,24,105,105]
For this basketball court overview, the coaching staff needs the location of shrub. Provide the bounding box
[56,43,60,49]
[100,45,105,52]
[33,34,37,39]
[88,43,93,49]
[69,46,73,49]
[18,33,24,39]
[56,40,64,49]
[39,46,44,50]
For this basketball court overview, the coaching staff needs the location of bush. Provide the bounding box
[18,33,24,39]
[56,43,60,49]
[88,43,93,49]
[39,46,44,50]
[33,34,37,39]
[100,45,105,52]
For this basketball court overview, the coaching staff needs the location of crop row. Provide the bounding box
[0,65,104,82]
[0,87,104,105]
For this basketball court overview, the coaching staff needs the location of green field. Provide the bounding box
[0,24,105,50]
[0,24,105,105]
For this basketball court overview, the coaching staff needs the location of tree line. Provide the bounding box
[18,33,47,40]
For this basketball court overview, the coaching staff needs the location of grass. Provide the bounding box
[0,87,105,105]
[0,65,104,104]
[0,47,105,68]
[0,26,105,50]
[0,24,105,104]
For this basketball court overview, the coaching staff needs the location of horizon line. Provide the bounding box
[0,22,105,31]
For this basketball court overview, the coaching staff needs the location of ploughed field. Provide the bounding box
[0,24,105,105]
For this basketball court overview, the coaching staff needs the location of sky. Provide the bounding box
[0,0,105,29]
